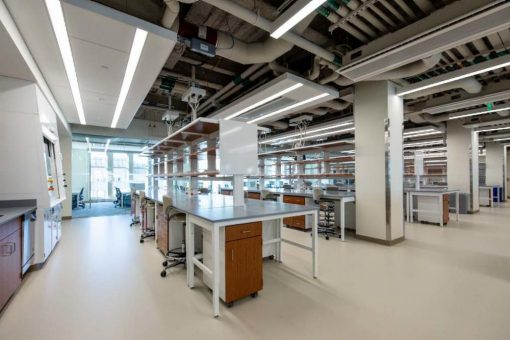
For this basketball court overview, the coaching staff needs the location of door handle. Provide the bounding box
[0,242,15,256]
[241,230,252,234]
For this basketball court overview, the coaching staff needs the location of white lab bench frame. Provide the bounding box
[406,190,460,227]
[185,208,319,317]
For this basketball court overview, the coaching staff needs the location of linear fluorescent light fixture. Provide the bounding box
[477,126,510,133]
[404,131,443,138]
[260,121,353,144]
[248,93,330,124]
[494,137,510,141]
[271,0,326,39]
[45,0,86,125]
[403,139,444,148]
[449,106,510,120]
[397,54,510,97]
[111,28,148,128]
[225,83,303,120]
[272,127,355,145]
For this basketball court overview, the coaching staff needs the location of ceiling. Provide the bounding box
[4,0,177,128]
[0,17,34,82]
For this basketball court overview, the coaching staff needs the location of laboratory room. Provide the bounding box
[1,0,510,339]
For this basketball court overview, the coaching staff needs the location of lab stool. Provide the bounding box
[160,211,187,277]
[318,200,336,240]
[140,201,156,243]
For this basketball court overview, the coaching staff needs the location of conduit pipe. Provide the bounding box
[404,77,483,99]
[309,56,322,80]
[198,63,265,114]
[327,0,388,34]
[217,65,272,103]
[201,0,341,66]
[160,70,223,90]
[264,121,289,130]
[178,56,236,76]
[317,6,369,42]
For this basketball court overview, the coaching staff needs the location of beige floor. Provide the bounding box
[1,204,510,340]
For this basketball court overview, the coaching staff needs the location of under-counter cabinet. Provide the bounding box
[204,222,263,306]
[0,217,22,311]
[282,195,307,230]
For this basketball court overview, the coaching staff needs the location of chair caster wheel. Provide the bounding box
[160,271,167,278]
[268,255,274,260]
[162,261,168,267]
[326,236,329,240]
[250,292,258,298]
[227,302,234,308]
[140,239,144,243]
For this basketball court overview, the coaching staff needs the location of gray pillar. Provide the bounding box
[354,81,404,245]
[486,142,505,188]
[447,120,479,213]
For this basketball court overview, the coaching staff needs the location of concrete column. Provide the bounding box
[354,81,404,245]
[506,147,510,198]
[486,142,505,188]
[446,120,479,212]
[414,150,424,190]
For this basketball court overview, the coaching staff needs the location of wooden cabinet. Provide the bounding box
[225,234,262,304]
[443,194,450,224]
[282,195,307,230]
[156,203,168,255]
[247,192,261,200]
[203,221,263,305]
[0,217,22,311]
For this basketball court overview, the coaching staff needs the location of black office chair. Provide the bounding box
[114,187,122,208]
[78,187,86,208]
[313,188,336,240]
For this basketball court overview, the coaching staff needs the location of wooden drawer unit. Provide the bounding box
[225,222,262,242]
[443,194,450,224]
[247,192,261,200]
[283,195,305,205]
[156,204,168,255]
[225,235,262,304]
[282,195,307,230]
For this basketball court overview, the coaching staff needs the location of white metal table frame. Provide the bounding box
[185,208,319,317]
[406,191,460,227]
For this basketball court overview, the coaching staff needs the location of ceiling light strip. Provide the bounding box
[397,54,510,97]
[225,83,303,120]
[272,127,355,145]
[449,106,510,120]
[111,28,148,128]
[45,0,86,125]
[271,0,326,39]
[260,121,353,144]
[248,92,330,124]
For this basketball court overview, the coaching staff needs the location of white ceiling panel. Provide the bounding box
[4,0,177,128]
[70,37,128,96]
[0,21,34,82]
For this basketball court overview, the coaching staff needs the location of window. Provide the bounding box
[90,152,108,199]
[132,155,148,184]
[113,153,129,192]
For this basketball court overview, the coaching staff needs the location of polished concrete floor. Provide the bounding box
[1,204,510,340]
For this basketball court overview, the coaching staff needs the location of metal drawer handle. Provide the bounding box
[0,242,15,256]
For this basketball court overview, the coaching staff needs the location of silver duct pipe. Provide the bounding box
[404,77,483,99]
[201,0,340,66]
[263,121,289,130]
[369,54,441,80]
[309,56,321,80]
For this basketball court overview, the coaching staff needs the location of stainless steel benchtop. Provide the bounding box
[144,192,318,223]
